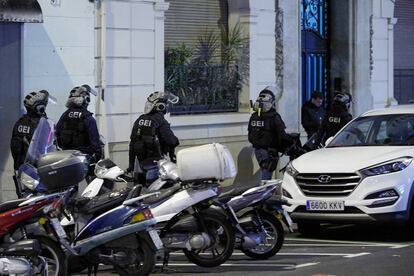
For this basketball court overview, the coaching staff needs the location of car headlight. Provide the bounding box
[285,162,299,177]
[360,157,413,177]
[20,171,39,190]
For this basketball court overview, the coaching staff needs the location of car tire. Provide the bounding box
[297,221,321,237]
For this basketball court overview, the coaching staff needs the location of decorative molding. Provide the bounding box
[275,8,284,102]
[369,15,374,80]
[154,1,169,12]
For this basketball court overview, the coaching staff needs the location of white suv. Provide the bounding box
[282,105,414,234]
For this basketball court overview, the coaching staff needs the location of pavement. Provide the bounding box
[75,223,414,276]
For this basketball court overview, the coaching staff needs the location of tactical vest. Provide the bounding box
[10,114,41,168]
[58,109,90,150]
[132,114,161,161]
[248,112,275,149]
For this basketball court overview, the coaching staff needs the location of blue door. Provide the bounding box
[301,0,329,106]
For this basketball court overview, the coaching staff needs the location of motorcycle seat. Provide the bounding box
[218,180,261,203]
[142,184,181,205]
[0,198,27,213]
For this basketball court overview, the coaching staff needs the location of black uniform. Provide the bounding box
[301,101,325,138]
[10,113,42,170]
[248,109,287,151]
[56,107,102,160]
[129,111,179,170]
[317,104,352,144]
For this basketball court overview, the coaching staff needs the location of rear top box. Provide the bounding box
[38,150,88,191]
[177,143,237,181]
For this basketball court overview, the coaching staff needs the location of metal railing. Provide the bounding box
[165,64,240,115]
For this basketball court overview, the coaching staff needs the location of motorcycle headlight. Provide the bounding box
[360,157,413,177]
[94,165,108,178]
[20,171,39,190]
[286,162,299,177]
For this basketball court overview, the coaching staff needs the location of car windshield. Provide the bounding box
[327,114,414,147]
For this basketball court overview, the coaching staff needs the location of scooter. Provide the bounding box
[14,117,161,275]
[84,156,293,261]
[0,192,68,276]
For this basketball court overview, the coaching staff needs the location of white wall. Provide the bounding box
[1,0,95,201]
[371,0,397,108]
[23,0,95,123]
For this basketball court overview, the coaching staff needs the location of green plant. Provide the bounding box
[165,43,193,67]
[221,22,248,66]
[193,31,219,65]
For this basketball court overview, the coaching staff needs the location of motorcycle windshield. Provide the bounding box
[25,117,57,164]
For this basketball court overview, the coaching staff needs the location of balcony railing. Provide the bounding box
[165,64,240,115]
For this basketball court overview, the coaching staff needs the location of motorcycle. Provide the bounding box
[15,117,161,275]
[72,145,237,268]
[0,192,67,275]
[84,149,292,261]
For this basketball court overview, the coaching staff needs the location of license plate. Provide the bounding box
[148,229,163,250]
[306,200,345,211]
[50,218,67,238]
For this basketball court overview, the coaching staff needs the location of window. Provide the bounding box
[164,0,244,115]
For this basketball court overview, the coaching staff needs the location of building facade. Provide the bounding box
[0,0,411,201]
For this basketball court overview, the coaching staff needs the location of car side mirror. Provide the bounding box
[325,136,334,146]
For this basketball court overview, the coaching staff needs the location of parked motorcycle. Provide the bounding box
[0,192,67,275]
[14,117,161,275]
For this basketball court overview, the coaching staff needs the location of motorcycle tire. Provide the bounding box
[35,236,67,276]
[183,211,235,267]
[115,236,156,276]
[241,211,284,260]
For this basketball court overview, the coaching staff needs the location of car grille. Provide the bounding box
[295,173,361,197]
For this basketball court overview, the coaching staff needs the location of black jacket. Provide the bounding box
[129,111,179,168]
[316,104,352,144]
[56,107,102,157]
[301,101,325,136]
[248,109,289,152]
[10,113,43,170]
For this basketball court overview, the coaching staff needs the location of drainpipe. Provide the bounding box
[96,0,110,158]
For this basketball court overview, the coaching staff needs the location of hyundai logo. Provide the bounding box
[318,175,332,183]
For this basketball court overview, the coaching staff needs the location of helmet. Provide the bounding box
[333,92,352,110]
[66,85,93,108]
[253,87,276,113]
[23,90,49,116]
[144,91,179,114]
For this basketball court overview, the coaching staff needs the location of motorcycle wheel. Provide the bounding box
[35,236,67,276]
[115,237,156,276]
[241,211,284,260]
[183,211,235,267]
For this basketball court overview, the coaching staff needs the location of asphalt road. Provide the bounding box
[77,224,414,276]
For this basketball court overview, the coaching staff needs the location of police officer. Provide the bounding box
[316,92,353,145]
[248,87,290,180]
[301,91,325,139]
[128,91,179,183]
[56,85,102,163]
[10,90,50,170]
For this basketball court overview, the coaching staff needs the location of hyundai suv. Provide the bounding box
[282,105,414,234]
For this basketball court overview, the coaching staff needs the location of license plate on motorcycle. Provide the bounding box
[306,200,345,211]
[148,229,163,250]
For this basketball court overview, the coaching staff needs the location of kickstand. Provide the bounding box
[87,264,99,276]
[160,251,177,274]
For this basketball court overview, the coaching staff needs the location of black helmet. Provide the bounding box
[66,85,93,108]
[23,90,49,116]
[253,87,276,113]
[333,92,352,110]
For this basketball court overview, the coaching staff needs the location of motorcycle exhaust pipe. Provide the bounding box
[0,257,32,275]
[241,234,262,250]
